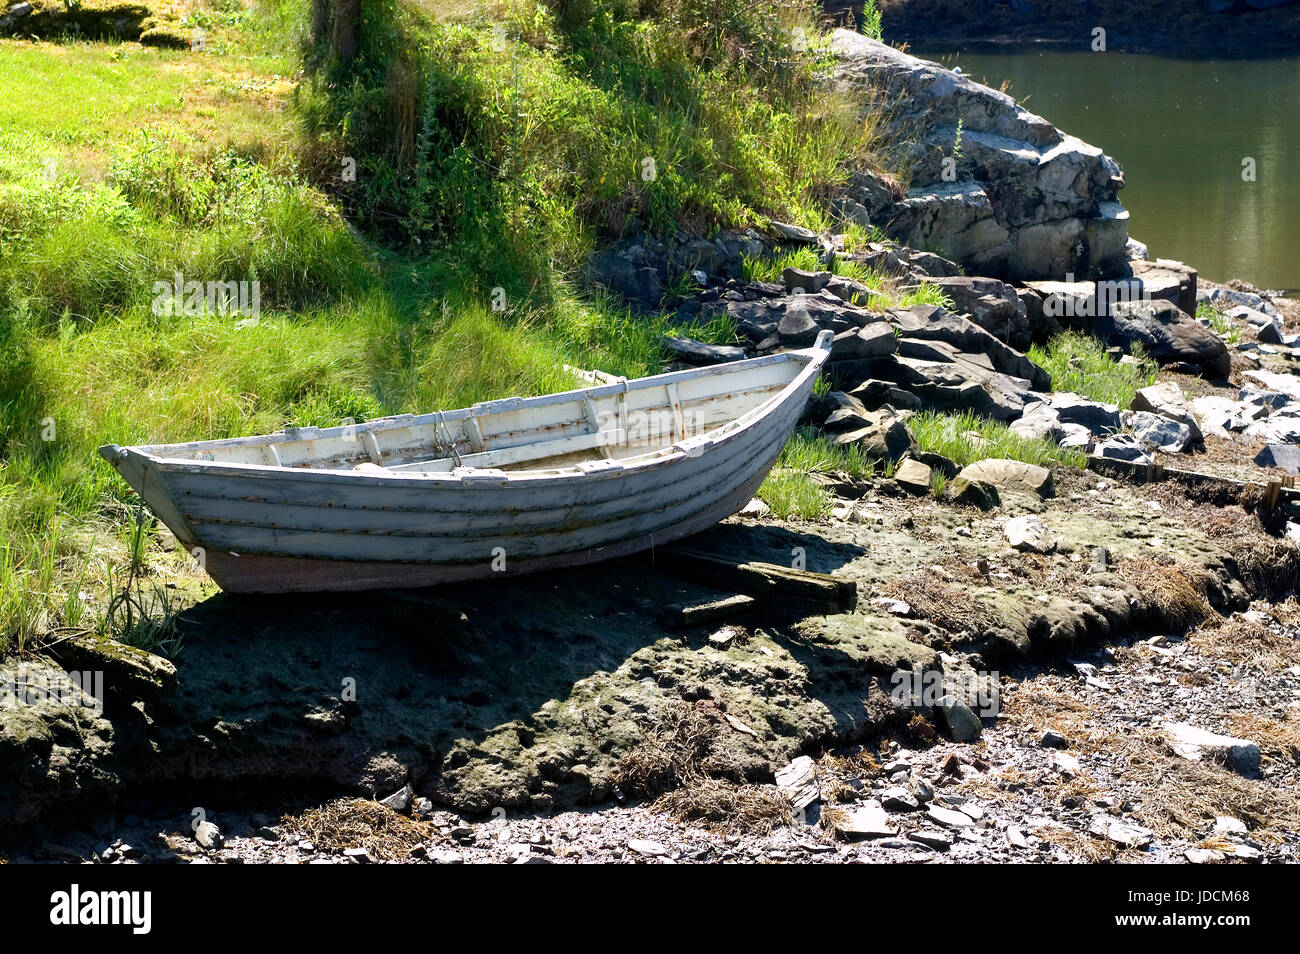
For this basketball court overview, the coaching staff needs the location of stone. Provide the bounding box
[777,306,820,346]
[1255,444,1300,474]
[1191,396,1253,437]
[830,32,1127,280]
[888,304,1050,390]
[1045,392,1122,435]
[1242,369,1300,402]
[343,847,374,863]
[774,756,821,810]
[1129,258,1198,317]
[832,801,897,839]
[928,275,1031,350]
[771,221,818,244]
[880,786,921,812]
[1238,386,1290,409]
[1127,410,1192,453]
[663,336,745,365]
[908,829,952,850]
[1093,434,1153,464]
[954,458,1053,498]
[194,821,223,850]
[926,805,975,829]
[950,477,1001,510]
[872,597,911,616]
[832,322,896,360]
[1200,285,1277,317]
[936,694,983,742]
[1088,815,1152,849]
[832,405,915,460]
[1164,723,1260,776]
[628,839,669,857]
[1131,381,1203,442]
[1102,299,1231,379]
[1004,515,1057,554]
[893,458,933,494]
[1185,848,1224,864]
[1041,729,1067,749]
[782,267,830,293]
[379,782,414,813]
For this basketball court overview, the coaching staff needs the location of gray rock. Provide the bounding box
[954,458,1052,498]
[928,275,1031,350]
[663,336,745,365]
[926,805,975,829]
[830,31,1128,280]
[832,801,897,839]
[1004,514,1057,554]
[379,782,414,812]
[880,786,921,812]
[782,267,830,294]
[1255,443,1300,474]
[1093,434,1153,464]
[777,306,820,346]
[1164,722,1260,776]
[775,756,821,810]
[832,405,915,460]
[1045,392,1122,435]
[936,694,983,742]
[1088,815,1153,849]
[343,847,374,863]
[1129,258,1198,317]
[889,304,1050,390]
[771,221,818,244]
[950,476,1001,510]
[1242,369,1300,402]
[1102,299,1231,379]
[1127,410,1192,453]
[908,828,952,850]
[1199,286,1277,317]
[832,322,897,360]
[893,458,933,495]
[1041,729,1068,749]
[1131,381,1203,442]
[1238,386,1290,409]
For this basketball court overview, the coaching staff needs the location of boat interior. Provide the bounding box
[120,349,819,477]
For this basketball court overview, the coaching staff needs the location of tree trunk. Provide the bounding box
[332,0,362,65]
[311,0,330,49]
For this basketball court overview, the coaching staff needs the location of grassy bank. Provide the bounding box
[0,0,893,653]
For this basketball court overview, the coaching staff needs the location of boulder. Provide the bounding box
[831,322,897,360]
[1093,434,1153,464]
[832,405,915,460]
[1131,381,1203,442]
[893,458,933,494]
[830,29,1128,280]
[1164,722,1261,776]
[949,477,1001,510]
[1242,370,1300,402]
[888,304,1051,390]
[777,306,821,346]
[935,695,983,742]
[1045,392,1122,435]
[1128,258,1198,317]
[663,336,745,365]
[1004,515,1057,553]
[1255,443,1300,474]
[782,267,830,294]
[926,276,1031,350]
[1192,396,1253,437]
[1127,410,1192,453]
[954,458,1053,498]
[1101,300,1231,379]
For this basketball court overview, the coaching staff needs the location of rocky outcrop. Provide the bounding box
[831,29,1129,281]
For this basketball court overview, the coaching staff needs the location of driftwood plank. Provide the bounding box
[654,545,857,613]
[659,593,758,629]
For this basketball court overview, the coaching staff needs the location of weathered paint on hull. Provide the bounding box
[101,334,830,594]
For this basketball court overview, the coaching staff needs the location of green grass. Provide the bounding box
[1028,331,1158,407]
[0,0,892,654]
[740,250,953,311]
[909,410,1089,470]
[757,471,831,520]
[1198,300,1241,344]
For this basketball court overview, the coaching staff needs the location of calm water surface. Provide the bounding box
[912,49,1300,293]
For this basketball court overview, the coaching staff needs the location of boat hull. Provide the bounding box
[101,337,829,593]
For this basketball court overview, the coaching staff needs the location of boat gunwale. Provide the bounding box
[101,333,833,489]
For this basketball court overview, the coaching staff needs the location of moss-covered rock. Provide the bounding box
[0,0,189,47]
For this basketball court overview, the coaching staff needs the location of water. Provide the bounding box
[911,48,1300,293]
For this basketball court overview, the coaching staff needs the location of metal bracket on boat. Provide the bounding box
[672,437,714,459]
[813,329,834,352]
[577,458,625,474]
[451,466,510,483]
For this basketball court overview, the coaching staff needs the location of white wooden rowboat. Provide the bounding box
[98,330,833,593]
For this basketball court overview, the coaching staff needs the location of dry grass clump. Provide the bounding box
[653,777,793,834]
[1117,557,1215,628]
[279,798,433,861]
[876,571,1002,636]
[1189,616,1300,669]
[1227,536,1300,599]
[1035,824,1118,863]
[615,700,746,796]
[617,701,792,833]
[1228,712,1300,767]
